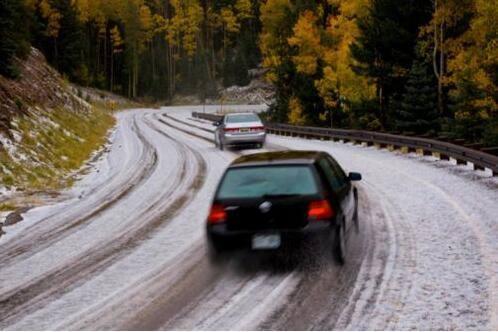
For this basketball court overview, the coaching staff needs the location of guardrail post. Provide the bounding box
[432,152,449,160]
[470,162,484,171]
[237,118,497,176]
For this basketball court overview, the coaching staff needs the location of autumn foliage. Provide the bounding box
[260,0,497,146]
[1,0,497,146]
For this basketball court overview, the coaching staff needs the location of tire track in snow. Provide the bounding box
[163,111,288,152]
[0,114,206,328]
[141,111,368,330]
[162,113,215,134]
[105,114,303,330]
[259,186,372,330]
[267,134,495,329]
[0,117,157,267]
[56,114,219,330]
[336,180,417,330]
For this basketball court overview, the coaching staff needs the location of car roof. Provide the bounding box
[229,150,325,167]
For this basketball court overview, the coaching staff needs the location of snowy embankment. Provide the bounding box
[0,106,496,330]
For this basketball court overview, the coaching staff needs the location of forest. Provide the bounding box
[1,0,497,146]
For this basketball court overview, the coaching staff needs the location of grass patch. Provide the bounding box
[0,203,17,212]
[1,105,115,191]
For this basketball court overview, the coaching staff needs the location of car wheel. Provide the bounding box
[353,191,359,233]
[207,240,228,266]
[333,221,347,265]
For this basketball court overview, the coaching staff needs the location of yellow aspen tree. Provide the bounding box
[110,25,123,91]
[139,4,154,43]
[318,0,374,108]
[448,0,498,118]
[183,1,203,59]
[39,0,62,39]
[287,10,322,75]
[220,7,240,61]
[259,0,292,82]
[421,0,474,114]
[288,96,307,125]
[73,0,90,23]
[235,0,252,21]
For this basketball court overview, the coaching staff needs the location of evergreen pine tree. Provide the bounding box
[350,0,433,126]
[0,0,30,78]
[396,55,439,134]
[33,0,85,82]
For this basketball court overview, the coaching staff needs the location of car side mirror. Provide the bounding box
[349,172,362,181]
[213,121,220,127]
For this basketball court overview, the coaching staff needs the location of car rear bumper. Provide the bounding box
[222,132,266,145]
[207,221,333,247]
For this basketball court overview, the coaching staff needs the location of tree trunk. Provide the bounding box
[438,22,444,116]
[110,51,114,92]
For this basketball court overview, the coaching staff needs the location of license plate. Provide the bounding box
[240,128,250,132]
[252,233,281,250]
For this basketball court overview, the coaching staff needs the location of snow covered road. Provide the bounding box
[0,106,496,330]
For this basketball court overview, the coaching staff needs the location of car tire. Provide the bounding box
[207,240,228,266]
[353,191,359,233]
[333,221,346,265]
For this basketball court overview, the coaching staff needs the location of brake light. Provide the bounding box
[223,127,240,132]
[250,126,265,131]
[308,200,334,220]
[207,204,227,224]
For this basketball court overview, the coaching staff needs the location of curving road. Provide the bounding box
[0,106,496,330]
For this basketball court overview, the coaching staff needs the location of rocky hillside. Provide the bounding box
[0,48,115,203]
[0,48,91,135]
[220,67,275,105]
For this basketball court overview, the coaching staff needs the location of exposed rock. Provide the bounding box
[0,48,91,135]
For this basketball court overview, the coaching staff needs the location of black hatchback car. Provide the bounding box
[206,150,362,264]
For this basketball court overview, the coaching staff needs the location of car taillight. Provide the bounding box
[224,127,239,132]
[308,200,334,220]
[207,204,227,224]
[250,126,265,131]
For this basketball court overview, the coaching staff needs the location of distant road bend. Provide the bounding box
[0,106,496,330]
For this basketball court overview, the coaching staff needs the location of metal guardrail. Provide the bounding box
[192,112,498,175]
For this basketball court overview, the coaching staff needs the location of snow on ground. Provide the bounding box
[0,106,496,330]
[265,134,498,330]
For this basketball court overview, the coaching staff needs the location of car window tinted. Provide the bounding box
[327,156,348,186]
[318,158,347,193]
[217,166,318,199]
[225,114,260,123]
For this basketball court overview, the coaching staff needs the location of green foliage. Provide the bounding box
[0,0,30,78]
[350,0,433,124]
[396,55,439,134]
[0,106,115,190]
[32,0,86,83]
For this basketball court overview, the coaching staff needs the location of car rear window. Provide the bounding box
[226,114,260,123]
[217,165,318,199]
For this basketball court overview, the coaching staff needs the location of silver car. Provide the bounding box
[213,113,266,150]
